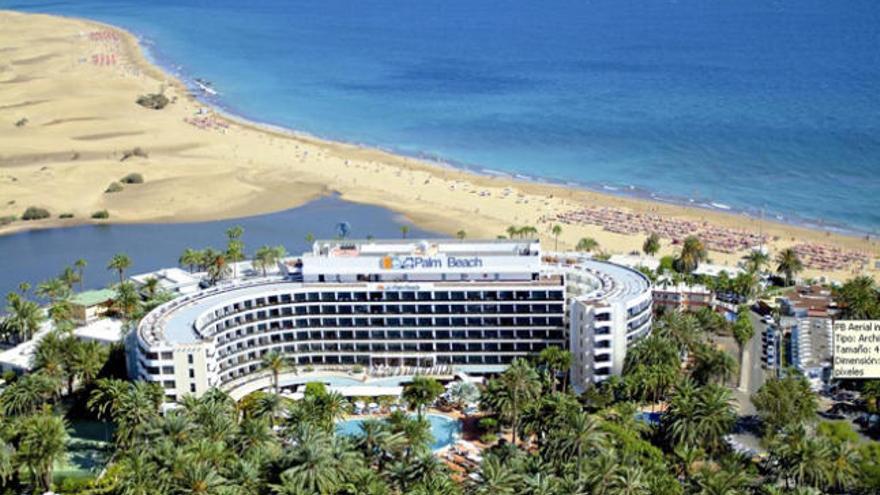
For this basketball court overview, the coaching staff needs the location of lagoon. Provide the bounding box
[0,196,438,298]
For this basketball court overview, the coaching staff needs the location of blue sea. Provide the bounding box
[6,0,880,233]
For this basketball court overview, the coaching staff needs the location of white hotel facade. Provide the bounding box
[130,239,652,400]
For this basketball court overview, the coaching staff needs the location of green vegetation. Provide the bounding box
[21,206,50,221]
[253,244,286,277]
[0,215,16,226]
[14,117,28,127]
[135,92,169,110]
[104,182,124,194]
[674,235,707,273]
[776,247,804,286]
[90,210,109,219]
[119,173,144,184]
[834,275,880,319]
[58,213,75,219]
[575,236,598,253]
[642,232,661,256]
[2,241,880,494]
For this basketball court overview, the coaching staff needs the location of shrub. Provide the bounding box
[478,417,498,432]
[58,213,75,219]
[120,173,144,184]
[91,210,110,219]
[1,370,16,383]
[14,117,28,127]
[351,364,364,374]
[136,93,169,110]
[0,215,15,226]
[479,433,497,445]
[105,182,124,193]
[21,206,50,221]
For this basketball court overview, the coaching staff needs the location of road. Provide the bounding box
[732,311,769,416]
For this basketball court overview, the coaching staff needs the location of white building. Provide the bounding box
[545,254,652,390]
[130,240,652,401]
[790,317,833,391]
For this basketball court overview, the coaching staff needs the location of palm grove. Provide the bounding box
[0,227,878,494]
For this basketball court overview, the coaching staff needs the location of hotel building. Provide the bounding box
[130,239,652,400]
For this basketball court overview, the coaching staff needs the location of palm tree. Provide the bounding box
[179,248,202,273]
[481,358,541,445]
[402,376,444,420]
[642,233,661,257]
[116,449,167,495]
[694,466,751,495]
[549,410,605,473]
[305,232,315,244]
[203,248,229,284]
[506,226,519,239]
[276,425,347,494]
[400,225,410,239]
[59,266,81,290]
[113,281,142,321]
[141,277,161,300]
[71,340,109,391]
[833,275,880,320]
[576,237,599,254]
[107,253,133,284]
[663,381,735,454]
[775,248,803,286]
[36,277,70,302]
[676,236,707,273]
[253,245,287,277]
[261,351,292,394]
[472,456,522,495]
[690,343,737,386]
[74,258,87,290]
[0,372,60,415]
[731,306,754,387]
[551,224,562,251]
[17,411,69,492]
[4,292,44,342]
[456,230,466,240]
[744,249,770,274]
[226,225,245,278]
[538,346,572,392]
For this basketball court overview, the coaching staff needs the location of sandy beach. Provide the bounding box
[1,11,877,282]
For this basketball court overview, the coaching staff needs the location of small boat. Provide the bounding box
[194,78,217,96]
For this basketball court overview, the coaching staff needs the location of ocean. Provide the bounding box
[6,0,880,233]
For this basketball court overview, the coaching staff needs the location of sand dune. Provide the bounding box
[73,130,145,141]
[0,10,877,282]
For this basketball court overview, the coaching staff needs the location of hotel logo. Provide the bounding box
[379,255,483,270]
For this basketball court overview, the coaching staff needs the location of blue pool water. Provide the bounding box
[337,413,461,451]
[6,0,880,232]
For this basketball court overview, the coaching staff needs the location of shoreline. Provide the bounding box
[1,10,878,282]
[140,31,869,240]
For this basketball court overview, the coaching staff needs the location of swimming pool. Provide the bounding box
[281,374,417,389]
[337,413,461,451]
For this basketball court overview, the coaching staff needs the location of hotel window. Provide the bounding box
[187,354,194,364]
[190,384,196,393]
[188,369,195,378]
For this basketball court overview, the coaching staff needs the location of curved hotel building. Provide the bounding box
[131,239,651,400]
